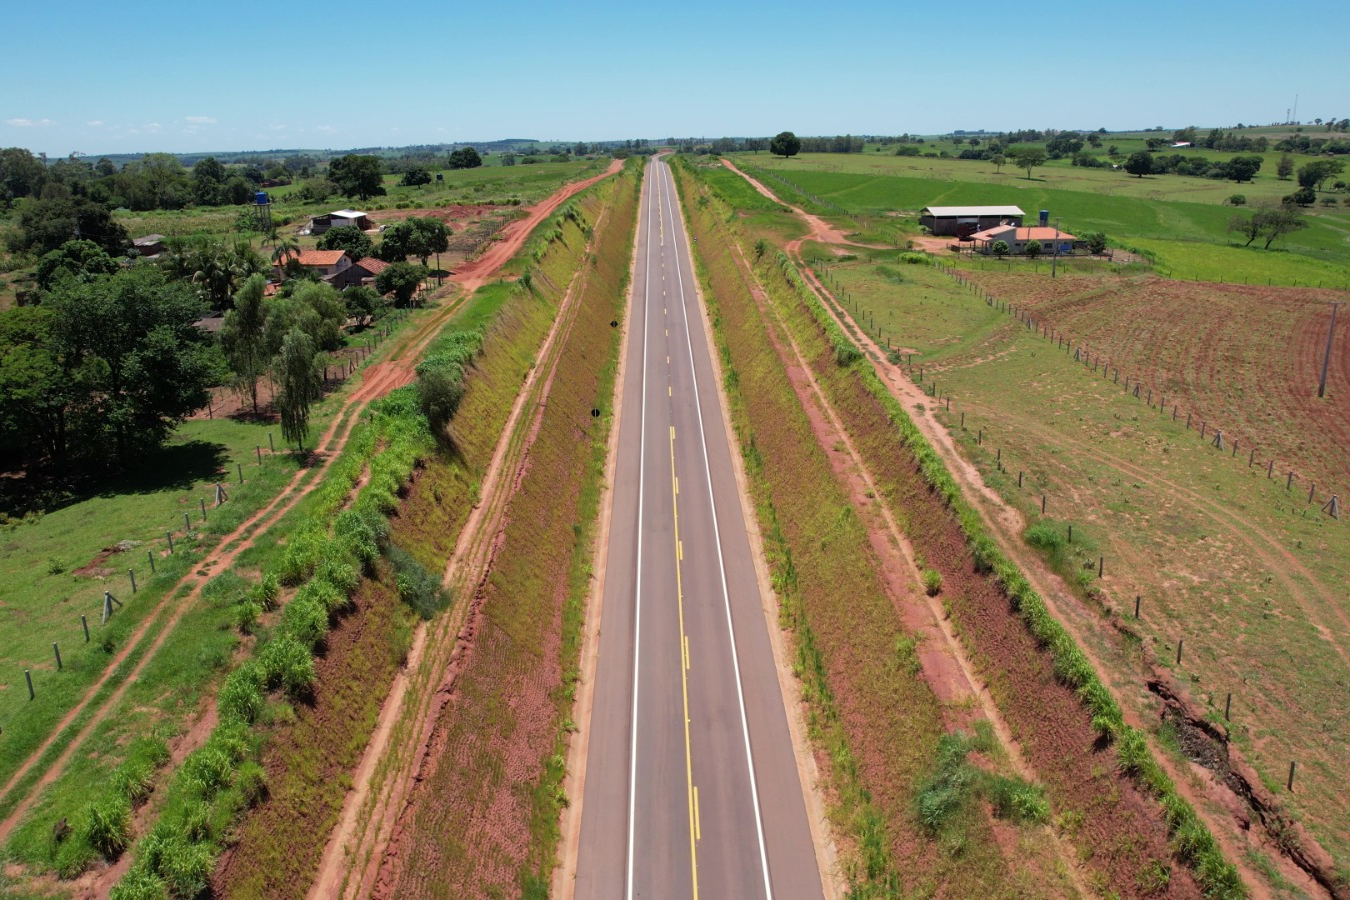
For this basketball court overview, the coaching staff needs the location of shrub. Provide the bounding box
[986,776,1050,824]
[234,597,263,633]
[237,760,268,807]
[181,747,234,799]
[109,868,168,900]
[281,593,328,651]
[85,794,132,858]
[259,634,316,698]
[110,757,156,806]
[922,568,943,596]
[154,835,215,899]
[253,572,280,610]
[387,545,450,619]
[219,663,266,725]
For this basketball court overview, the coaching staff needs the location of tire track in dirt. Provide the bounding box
[0,162,623,851]
[309,163,622,900]
[719,162,1313,895]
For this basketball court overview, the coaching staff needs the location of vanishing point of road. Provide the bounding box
[573,156,827,899]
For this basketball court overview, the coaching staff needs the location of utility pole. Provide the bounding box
[1051,217,1060,278]
[1318,301,1341,398]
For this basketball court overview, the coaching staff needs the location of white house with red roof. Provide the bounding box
[969,224,1076,256]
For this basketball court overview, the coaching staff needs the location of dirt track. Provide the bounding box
[0,160,623,859]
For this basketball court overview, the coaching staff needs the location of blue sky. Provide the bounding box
[2,0,1346,156]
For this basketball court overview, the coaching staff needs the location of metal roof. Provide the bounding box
[331,209,367,219]
[921,205,1025,218]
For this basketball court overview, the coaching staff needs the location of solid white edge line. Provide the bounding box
[661,159,775,900]
[625,162,654,900]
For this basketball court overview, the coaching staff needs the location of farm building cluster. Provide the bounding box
[920,205,1080,255]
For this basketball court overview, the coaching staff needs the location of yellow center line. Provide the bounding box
[694,786,702,842]
[670,426,699,898]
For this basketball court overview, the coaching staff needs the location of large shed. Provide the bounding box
[920,205,1025,237]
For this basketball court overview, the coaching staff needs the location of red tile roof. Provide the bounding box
[275,249,348,268]
[969,226,1076,242]
[354,257,390,275]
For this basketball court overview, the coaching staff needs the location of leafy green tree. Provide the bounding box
[0,306,76,468]
[991,240,1010,259]
[1083,232,1108,254]
[400,166,432,186]
[343,285,382,325]
[36,240,120,291]
[1297,159,1344,190]
[991,154,1006,173]
[377,217,450,265]
[265,281,347,353]
[447,147,482,170]
[1227,194,1247,206]
[317,226,373,261]
[1223,155,1263,183]
[376,262,429,307]
[1010,148,1047,179]
[219,274,271,414]
[1227,212,1264,246]
[1124,151,1153,178]
[1024,239,1043,259]
[46,266,214,467]
[7,196,128,256]
[1287,186,1317,207]
[0,147,48,204]
[273,327,323,450]
[1277,154,1295,180]
[192,156,227,205]
[770,131,801,159]
[327,154,386,201]
[1229,206,1307,248]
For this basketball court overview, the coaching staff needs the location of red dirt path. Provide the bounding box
[0,160,623,859]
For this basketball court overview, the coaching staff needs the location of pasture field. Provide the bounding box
[813,250,1350,891]
[732,152,1350,286]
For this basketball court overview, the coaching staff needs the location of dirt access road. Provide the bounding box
[0,160,622,853]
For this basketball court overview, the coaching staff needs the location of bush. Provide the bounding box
[922,568,943,596]
[219,663,266,725]
[259,634,316,698]
[181,747,234,799]
[281,593,328,651]
[237,760,268,807]
[387,545,450,619]
[110,868,168,900]
[85,794,132,858]
[234,596,263,633]
[986,776,1050,824]
[254,572,280,610]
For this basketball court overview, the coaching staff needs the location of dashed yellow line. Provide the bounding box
[670,426,698,898]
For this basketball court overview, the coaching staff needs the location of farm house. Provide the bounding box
[919,204,1024,237]
[308,208,373,235]
[969,224,1077,255]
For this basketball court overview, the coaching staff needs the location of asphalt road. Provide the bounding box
[574,157,826,900]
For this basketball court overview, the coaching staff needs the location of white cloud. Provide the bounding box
[5,118,55,127]
[269,122,287,131]
[147,122,162,133]
[87,120,104,127]
[315,124,337,134]
[185,116,217,124]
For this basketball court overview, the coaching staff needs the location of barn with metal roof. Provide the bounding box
[919,205,1025,237]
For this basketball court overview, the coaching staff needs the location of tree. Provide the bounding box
[327,154,386,201]
[273,327,323,450]
[991,154,1006,174]
[0,306,76,469]
[35,240,120,291]
[265,281,347,353]
[376,262,429,306]
[1082,232,1108,255]
[1223,155,1263,183]
[1287,186,1317,207]
[1229,207,1306,248]
[770,131,801,159]
[343,286,382,326]
[46,266,214,467]
[1124,151,1153,178]
[1297,159,1344,191]
[447,147,482,170]
[1010,148,1046,179]
[317,226,373,261]
[192,156,227,206]
[400,166,432,187]
[219,274,271,414]
[378,217,450,265]
[1024,239,1043,259]
[1277,154,1295,180]
[0,147,48,205]
[7,196,128,256]
[991,240,1010,259]
[1227,212,1264,247]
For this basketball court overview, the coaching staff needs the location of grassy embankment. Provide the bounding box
[378,159,639,899]
[812,252,1350,889]
[735,153,1350,287]
[205,160,639,899]
[672,159,1078,898]
[680,157,1246,898]
[0,310,413,870]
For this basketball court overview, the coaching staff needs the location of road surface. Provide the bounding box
[574,156,826,899]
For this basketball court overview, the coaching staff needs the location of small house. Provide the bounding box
[310,209,373,235]
[919,205,1025,237]
[132,234,167,258]
[273,249,354,280]
[969,225,1076,256]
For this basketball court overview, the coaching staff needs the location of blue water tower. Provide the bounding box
[1039,209,1049,227]
[255,191,270,205]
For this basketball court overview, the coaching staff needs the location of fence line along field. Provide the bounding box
[810,245,1350,893]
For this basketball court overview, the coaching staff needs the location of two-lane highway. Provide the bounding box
[574,157,826,899]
